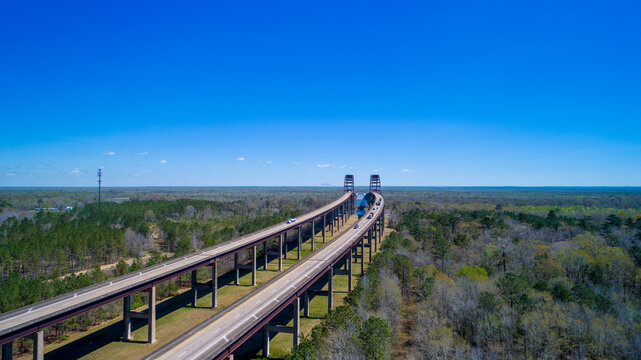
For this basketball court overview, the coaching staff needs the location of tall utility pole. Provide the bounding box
[97,169,102,213]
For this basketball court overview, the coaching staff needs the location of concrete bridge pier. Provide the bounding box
[283,232,288,260]
[279,234,283,271]
[191,270,198,307]
[328,267,334,311]
[297,227,302,260]
[361,237,365,274]
[348,250,353,291]
[322,214,326,242]
[369,229,373,263]
[262,324,270,357]
[311,220,315,251]
[2,342,11,360]
[263,241,268,271]
[211,260,218,308]
[122,287,156,343]
[266,297,300,351]
[303,291,310,317]
[234,253,240,285]
[252,245,257,286]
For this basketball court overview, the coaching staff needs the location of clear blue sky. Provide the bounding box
[1,1,640,187]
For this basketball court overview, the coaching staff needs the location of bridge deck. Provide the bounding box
[146,194,383,360]
[0,192,352,344]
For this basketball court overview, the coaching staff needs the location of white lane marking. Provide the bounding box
[223,335,229,342]
[273,298,279,302]
[252,314,258,319]
[179,350,189,357]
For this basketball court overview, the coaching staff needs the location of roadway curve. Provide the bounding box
[147,193,384,360]
[0,192,353,345]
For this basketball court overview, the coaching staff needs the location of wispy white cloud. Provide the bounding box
[338,165,347,169]
[401,168,414,172]
[373,168,382,173]
[160,160,167,164]
[317,163,331,168]
[138,152,148,156]
[6,173,16,176]
[70,168,82,175]
[266,160,272,164]
[103,151,116,156]
[236,157,246,161]
[292,161,303,166]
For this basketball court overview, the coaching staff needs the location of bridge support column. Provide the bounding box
[361,238,365,274]
[212,260,218,308]
[31,331,43,360]
[252,245,257,286]
[262,324,270,357]
[123,295,132,340]
[303,291,309,317]
[293,297,300,347]
[191,270,198,307]
[311,220,315,251]
[2,342,11,360]
[263,241,268,270]
[234,253,239,285]
[330,212,334,237]
[323,214,326,242]
[284,232,288,260]
[148,286,156,343]
[348,250,353,292]
[297,226,302,260]
[369,229,373,263]
[328,267,334,311]
[279,234,283,271]
[340,205,344,227]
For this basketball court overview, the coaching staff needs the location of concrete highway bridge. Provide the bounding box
[0,175,385,360]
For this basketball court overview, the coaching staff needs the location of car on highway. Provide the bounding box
[286,218,296,224]
[353,224,359,229]
[367,213,373,219]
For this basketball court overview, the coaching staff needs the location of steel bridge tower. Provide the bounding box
[343,175,354,192]
[369,174,381,194]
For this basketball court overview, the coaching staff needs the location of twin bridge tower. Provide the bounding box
[343,174,382,194]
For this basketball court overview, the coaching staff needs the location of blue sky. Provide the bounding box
[1,1,640,187]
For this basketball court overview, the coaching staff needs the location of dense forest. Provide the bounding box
[289,190,641,359]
